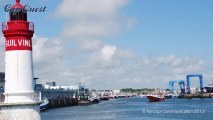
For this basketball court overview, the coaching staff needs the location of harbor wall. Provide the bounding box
[178,93,212,99]
[40,90,78,109]
[48,98,78,108]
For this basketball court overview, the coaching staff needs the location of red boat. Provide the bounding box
[146,95,165,102]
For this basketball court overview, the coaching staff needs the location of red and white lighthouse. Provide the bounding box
[2,0,35,103]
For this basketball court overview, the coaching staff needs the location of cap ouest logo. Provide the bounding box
[4,4,47,15]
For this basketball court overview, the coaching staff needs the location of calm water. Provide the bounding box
[41,97,213,120]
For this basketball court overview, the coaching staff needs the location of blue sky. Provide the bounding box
[0,0,213,89]
[108,0,213,59]
[1,0,212,58]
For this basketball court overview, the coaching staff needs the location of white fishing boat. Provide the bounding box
[40,98,49,112]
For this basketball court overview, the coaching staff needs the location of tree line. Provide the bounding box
[120,88,155,94]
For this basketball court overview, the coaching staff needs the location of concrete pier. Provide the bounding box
[0,102,40,120]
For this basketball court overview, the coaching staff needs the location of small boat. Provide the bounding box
[100,95,109,100]
[164,94,173,99]
[40,98,49,112]
[88,96,100,104]
[93,98,100,103]
[172,93,178,98]
[78,100,92,106]
[146,95,165,102]
[108,95,114,100]
[89,90,100,103]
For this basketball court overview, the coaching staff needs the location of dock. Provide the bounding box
[178,93,212,99]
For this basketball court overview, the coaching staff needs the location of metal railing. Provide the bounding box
[2,22,8,31]
[29,22,34,31]
[0,92,41,103]
[2,21,34,32]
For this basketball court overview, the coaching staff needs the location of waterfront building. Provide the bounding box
[45,82,56,87]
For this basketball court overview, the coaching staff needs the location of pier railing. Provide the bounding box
[0,92,41,103]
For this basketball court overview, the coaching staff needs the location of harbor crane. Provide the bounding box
[186,74,204,94]
[169,80,186,94]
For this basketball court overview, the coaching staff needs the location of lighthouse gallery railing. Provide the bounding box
[0,92,41,103]
[2,21,34,31]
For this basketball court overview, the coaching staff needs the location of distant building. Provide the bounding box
[61,86,79,90]
[43,82,85,91]
[113,90,120,94]
[43,82,57,89]
[45,82,56,86]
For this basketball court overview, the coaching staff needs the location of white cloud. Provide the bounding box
[31,35,210,89]
[101,45,117,61]
[53,0,133,40]
[54,0,128,19]
[0,34,211,89]
[33,35,65,64]
[61,20,120,39]
[79,39,104,51]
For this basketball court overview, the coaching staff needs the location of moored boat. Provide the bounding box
[93,98,100,103]
[40,98,49,112]
[100,95,109,100]
[164,94,173,99]
[89,89,101,103]
[78,100,92,106]
[88,96,100,103]
[146,95,165,102]
[172,93,178,98]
